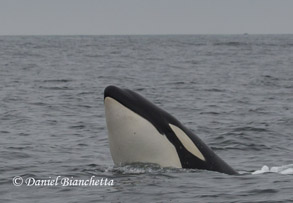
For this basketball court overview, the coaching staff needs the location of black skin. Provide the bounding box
[104,85,239,175]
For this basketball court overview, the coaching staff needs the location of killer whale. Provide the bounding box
[104,85,238,175]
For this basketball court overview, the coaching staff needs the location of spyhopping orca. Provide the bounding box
[104,86,238,175]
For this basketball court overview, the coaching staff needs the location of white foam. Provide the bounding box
[252,164,293,175]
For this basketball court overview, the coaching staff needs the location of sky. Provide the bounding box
[0,0,292,35]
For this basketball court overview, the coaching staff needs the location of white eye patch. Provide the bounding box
[169,124,205,161]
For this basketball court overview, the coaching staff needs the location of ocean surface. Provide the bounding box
[1,35,293,202]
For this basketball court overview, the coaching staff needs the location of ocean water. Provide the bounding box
[1,35,293,202]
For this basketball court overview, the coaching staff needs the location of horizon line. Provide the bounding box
[1,33,293,37]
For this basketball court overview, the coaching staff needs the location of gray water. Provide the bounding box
[1,35,293,202]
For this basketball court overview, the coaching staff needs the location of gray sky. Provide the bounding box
[0,0,292,35]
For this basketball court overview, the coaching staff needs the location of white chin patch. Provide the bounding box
[169,124,205,161]
[104,97,182,168]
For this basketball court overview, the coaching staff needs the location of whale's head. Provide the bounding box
[103,85,238,175]
[104,85,182,167]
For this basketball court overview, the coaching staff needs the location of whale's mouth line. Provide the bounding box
[104,96,140,118]
[104,96,137,113]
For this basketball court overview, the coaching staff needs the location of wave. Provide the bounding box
[111,163,182,175]
[252,164,293,175]
[213,42,248,46]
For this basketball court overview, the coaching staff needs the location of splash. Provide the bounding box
[111,163,191,175]
[252,164,293,175]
